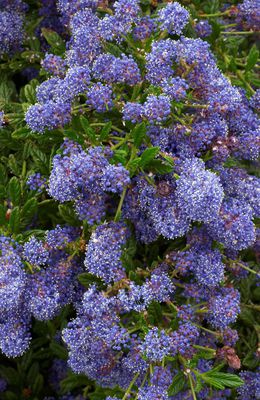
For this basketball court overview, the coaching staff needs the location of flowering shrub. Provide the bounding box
[0,0,259,399]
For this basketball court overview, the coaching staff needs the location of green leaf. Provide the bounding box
[30,147,49,174]
[168,373,186,396]
[8,177,21,206]
[64,129,84,145]
[80,116,96,144]
[0,184,5,200]
[0,204,7,225]
[32,374,44,395]
[49,341,68,359]
[195,376,203,393]
[202,372,244,390]
[112,149,128,165]
[243,351,260,369]
[147,301,163,324]
[140,147,159,167]
[88,387,106,400]
[12,127,32,139]
[148,159,174,174]
[104,42,123,57]
[0,81,16,103]
[21,198,38,225]
[58,204,80,225]
[24,82,37,104]
[77,272,104,288]
[27,362,40,384]
[60,373,90,394]
[8,154,21,176]
[0,366,21,386]
[3,391,18,400]
[239,309,255,326]
[246,45,259,71]
[131,122,147,147]
[0,163,7,185]
[41,28,66,55]
[9,206,20,233]
[99,121,112,142]
[128,157,141,176]
[202,375,225,390]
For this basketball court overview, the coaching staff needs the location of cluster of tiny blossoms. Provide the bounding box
[0,226,82,358]
[0,0,259,399]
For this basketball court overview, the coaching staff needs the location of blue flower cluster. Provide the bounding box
[26,173,48,193]
[0,227,83,357]
[84,221,129,283]
[48,141,130,224]
[0,1,26,57]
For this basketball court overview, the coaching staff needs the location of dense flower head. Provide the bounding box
[86,83,113,112]
[57,0,98,24]
[0,240,26,313]
[237,0,260,30]
[122,102,143,123]
[113,0,140,25]
[142,271,174,303]
[41,54,67,77]
[27,270,61,320]
[176,158,224,223]
[25,101,71,133]
[36,78,61,104]
[222,328,239,347]
[190,249,225,287]
[190,113,228,154]
[195,20,212,37]
[219,167,260,218]
[93,53,141,85]
[250,89,260,111]
[65,66,91,96]
[157,2,190,35]
[27,250,81,321]
[133,16,156,40]
[115,54,141,85]
[150,366,172,389]
[0,309,31,357]
[66,22,101,67]
[138,385,169,400]
[208,287,240,329]
[26,173,47,192]
[48,142,130,223]
[143,95,171,123]
[45,225,80,250]
[23,236,49,266]
[170,322,199,357]
[140,328,170,362]
[0,11,24,57]
[237,370,260,399]
[123,176,190,242]
[207,197,256,251]
[84,221,129,283]
[62,285,131,387]
[69,7,99,31]
[160,77,188,101]
[145,39,176,85]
